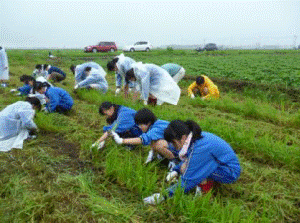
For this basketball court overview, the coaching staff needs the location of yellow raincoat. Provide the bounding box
[188,75,219,99]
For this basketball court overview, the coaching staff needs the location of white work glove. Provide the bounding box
[143,100,148,106]
[42,107,49,113]
[145,150,154,164]
[97,141,105,149]
[191,93,195,99]
[115,88,121,95]
[74,84,79,90]
[168,160,176,171]
[143,193,165,205]
[10,89,17,93]
[166,171,178,182]
[111,131,123,144]
[195,186,202,197]
[16,92,21,96]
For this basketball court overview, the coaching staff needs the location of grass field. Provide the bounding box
[1,49,300,222]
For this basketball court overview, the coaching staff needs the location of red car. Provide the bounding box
[84,42,118,53]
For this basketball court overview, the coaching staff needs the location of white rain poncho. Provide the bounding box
[0,46,9,80]
[132,62,181,105]
[75,62,105,84]
[0,101,37,152]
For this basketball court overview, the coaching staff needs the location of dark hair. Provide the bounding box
[164,120,202,143]
[125,68,135,84]
[70,65,75,74]
[33,81,50,92]
[196,76,205,85]
[107,57,119,71]
[99,101,120,124]
[35,64,42,69]
[25,97,41,111]
[84,66,92,72]
[20,75,34,84]
[134,108,157,125]
[43,64,49,70]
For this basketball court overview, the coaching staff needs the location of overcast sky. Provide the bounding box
[1,0,299,49]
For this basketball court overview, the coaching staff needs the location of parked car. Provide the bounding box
[84,42,117,53]
[123,41,153,52]
[196,43,218,52]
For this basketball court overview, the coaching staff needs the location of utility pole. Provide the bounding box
[293,35,297,49]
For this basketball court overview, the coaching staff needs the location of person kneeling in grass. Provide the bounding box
[111,108,178,165]
[91,101,143,149]
[188,75,219,100]
[35,82,74,114]
[74,66,108,93]
[0,97,41,152]
[143,120,241,205]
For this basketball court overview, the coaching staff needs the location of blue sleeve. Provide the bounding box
[18,84,32,95]
[140,128,163,146]
[46,90,60,112]
[169,151,218,196]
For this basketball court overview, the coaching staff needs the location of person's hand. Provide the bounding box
[168,160,176,171]
[45,97,50,103]
[97,141,105,149]
[203,87,209,95]
[143,100,148,106]
[166,171,178,182]
[115,88,121,95]
[111,131,123,144]
[145,150,154,164]
[74,84,79,90]
[42,107,49,113]
[10,89,17,93]
[191,93,195,99]
[143,193,165,205]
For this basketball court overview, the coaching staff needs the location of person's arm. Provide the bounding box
[187,82,197,96]
[140,72,151,101]
[47,91,60,112]
[77,75,98,88]
[19,108,37,130]
[97,131,109,143]
[18,84,32,96]
[111,131,142,145]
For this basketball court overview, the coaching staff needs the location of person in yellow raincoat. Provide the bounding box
[188,75,219,100]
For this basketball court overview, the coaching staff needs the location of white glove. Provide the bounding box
[195,186,202,196]
[143,193,165,205]
[191,94,195,99]
[111,131,123,144]
[97,141,105,149]
[10,89,17,93]
[115,88,121,95]
[168,161,176,171]
[145,150,154,164]
[166,171,178,182]
[74,84,79,90]
[143,100,148,106]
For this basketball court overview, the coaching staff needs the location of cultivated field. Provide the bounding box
[1,49,300,222]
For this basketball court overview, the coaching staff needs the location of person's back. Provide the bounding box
[0,101,35,139]
[161,63,181,77]
[45,87,73,112]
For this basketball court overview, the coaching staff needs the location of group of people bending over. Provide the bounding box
[93,101,241,204]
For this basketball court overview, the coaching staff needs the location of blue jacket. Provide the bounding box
[45,87,74,112]
[140,120,169,146]
[18,84,32,96]
[103,106,142,136]
[169,132,241,196]
[48,66,66,78]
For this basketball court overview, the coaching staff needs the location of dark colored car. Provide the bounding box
[84,42,117,53]
[196,43,218,52]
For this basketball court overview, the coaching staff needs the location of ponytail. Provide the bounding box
[164,120,202,143]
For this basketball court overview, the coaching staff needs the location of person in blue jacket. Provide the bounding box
[74,67,108,93]
[143,120,241,205]
[91,101,142,149]
[44,64,66,82]
[70,62,104,85]
[10,75,35,96]
[35,82,74,113]
[111,108,178,164]
[107,54,136,96]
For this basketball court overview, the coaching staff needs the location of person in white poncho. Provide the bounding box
[0,46,9,87]
[0,97,41,152]
[125,62,181,105]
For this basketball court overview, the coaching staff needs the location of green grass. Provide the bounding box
[1,49,300,222]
